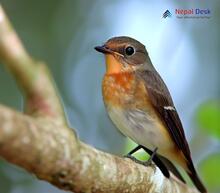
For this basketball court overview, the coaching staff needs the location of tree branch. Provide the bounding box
[0,5,67,125]
[0,4,198,193]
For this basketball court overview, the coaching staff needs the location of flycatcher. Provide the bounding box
[95,36,207,193]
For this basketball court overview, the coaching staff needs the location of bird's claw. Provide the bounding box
[124,154,153,167]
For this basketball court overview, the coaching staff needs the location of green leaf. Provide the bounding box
[124,139,149,161]
[196,100,220,139]
[200,154,220,192]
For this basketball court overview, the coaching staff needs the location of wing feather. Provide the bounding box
[136,70,191,162]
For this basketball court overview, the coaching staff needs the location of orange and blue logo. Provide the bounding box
[162,8,211,19]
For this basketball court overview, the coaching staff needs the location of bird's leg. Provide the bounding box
[124,145,144,164]
[124,145,157,166]
[126,146,170,177]
[124,146,159,167]
[140,146,170,177]
[142,147,158,166]
[124,145,142,156]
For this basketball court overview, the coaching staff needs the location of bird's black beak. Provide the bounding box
[94,45,113,54]
[95,45,124,57]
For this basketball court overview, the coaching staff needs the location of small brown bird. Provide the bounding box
[95,36,207,193]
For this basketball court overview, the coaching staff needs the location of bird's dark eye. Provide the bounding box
[125,46,135,56]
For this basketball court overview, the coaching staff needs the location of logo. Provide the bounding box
[162,10,172,18]
[162,8,211,19]
[175,8,211,19]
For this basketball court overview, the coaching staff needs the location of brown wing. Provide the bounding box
[136,70,192,162]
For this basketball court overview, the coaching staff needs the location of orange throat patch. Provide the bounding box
[102,72,135,106]
[105,54,123,74]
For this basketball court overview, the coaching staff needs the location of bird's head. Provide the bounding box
[95,36,151,74]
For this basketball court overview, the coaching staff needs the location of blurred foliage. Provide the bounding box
[200,154,220,192]
[196,100,220,139]
[0,160,12,193]
[196,100,220,193]
[0,159,36,193]
[124,139,149,161]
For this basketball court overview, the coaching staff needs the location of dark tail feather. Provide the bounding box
[158,155,186,183]
[140,146,170,178]
[140,145,185,183]
[187,162,207,193]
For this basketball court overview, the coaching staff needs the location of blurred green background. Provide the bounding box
[0,0,219,192]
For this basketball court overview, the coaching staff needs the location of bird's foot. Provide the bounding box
[142,158,154,167]
[124,146,158,167]
[124,154,153,167]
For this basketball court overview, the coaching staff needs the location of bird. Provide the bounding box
[95,36,207,193]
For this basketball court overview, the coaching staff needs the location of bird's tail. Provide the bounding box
[187,161,207,193]
[157,154,186,183]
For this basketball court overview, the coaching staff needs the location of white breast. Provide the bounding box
[107,106,173,152]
